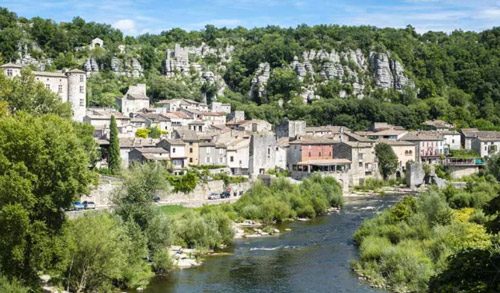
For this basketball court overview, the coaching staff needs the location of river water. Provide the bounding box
[145,196,399,293]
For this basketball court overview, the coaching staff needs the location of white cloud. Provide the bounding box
[113,19,136,34]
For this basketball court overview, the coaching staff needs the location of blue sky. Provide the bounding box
[1,0,499,35]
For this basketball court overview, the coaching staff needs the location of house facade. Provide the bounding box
[1,63,87,121]
[333,141,379,186]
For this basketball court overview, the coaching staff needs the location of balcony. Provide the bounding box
[443,158,484,167]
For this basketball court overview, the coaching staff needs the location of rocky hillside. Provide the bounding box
[0,7,499,130]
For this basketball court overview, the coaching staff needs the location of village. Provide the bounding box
[2,59,500,200]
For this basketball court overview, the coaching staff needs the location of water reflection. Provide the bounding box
[145,196,398,293]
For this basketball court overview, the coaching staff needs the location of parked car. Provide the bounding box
[208,193,220,200]
[220,191,231,199]
[83,201,96,209]
[72,201,85,210]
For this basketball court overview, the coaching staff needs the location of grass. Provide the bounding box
[157,205,189,217]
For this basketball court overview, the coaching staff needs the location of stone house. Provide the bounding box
[275,138,290,170]
[333,141,379,186]
[471,131,500,158]
[422,119,454,131]
[379,140,416,175]
[118,84,150,116]
[163,111,194,128]
[1,63,87,121]
[227,110,245,122]
[230,119,272,133]
[248,132,277,177]
[225,137,251,175]
[198,142,227,166]
[210,102,231,113]
[118,138,160,168]
[90,38,104,49]
[305,125,351,139]
[200,111,227,125]
[129,147,169,165]
[156,98,208,112]
[461,128,480,150]
[135,112,172,135]
[401,131,445,164]
[441,130,461,151]
[83,108,132,138]
[157,139,187,173]
[287,137,351,181]
[276,120,306,139]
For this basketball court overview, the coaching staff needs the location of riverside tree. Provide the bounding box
[0,113,93,284]
[375,143,398,179]
[108,115,121,174]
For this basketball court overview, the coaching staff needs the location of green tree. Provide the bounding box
[487,154,500,181]
[0,69,71,118]
[0,114,93,283]
[375,143,398,179]
[108,115,121,174]
[63,213,152,292]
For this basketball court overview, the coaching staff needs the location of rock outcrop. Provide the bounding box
[369,52,413,90]
[111,57,144,78]
[84,57,99,76]
[249,62,270,100]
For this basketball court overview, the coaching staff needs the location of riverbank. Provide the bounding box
[352,175,499,292]
[143,195,402,293]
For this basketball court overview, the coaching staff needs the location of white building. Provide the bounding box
[1,63,87,121]
[211,102,231,114]
[471,131,500,158]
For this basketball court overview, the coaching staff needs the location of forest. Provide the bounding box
[0,7,499,130]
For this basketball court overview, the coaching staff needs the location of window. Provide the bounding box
[79,75,84,82]
[79,99,84,106]
[189,158,193,163]
[189,148,193,153]
[6,69,12,76]
[359,162,363,167]
[230,156,234,162]
[358,153,364,160]
[319,152,322,157]
[46,84,51,90]
[58,84,63,93]
[79,86,84,93]
[172,147,176,153]
[205,157,210,163]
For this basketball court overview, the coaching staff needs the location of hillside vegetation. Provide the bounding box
[1,8,499,130]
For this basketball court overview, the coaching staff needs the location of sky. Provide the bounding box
[1,0,499,35]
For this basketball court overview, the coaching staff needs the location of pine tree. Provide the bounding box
[109,115,121,174]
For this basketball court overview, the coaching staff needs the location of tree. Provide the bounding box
[428,248,500,292]
[108,115,121,174]
[63,213,152,292]
[0,114,93,283]
[0,69,72,118]
[375,143,398,179]
[487,154,500,182]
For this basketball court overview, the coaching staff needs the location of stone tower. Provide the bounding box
[66,69,86,122]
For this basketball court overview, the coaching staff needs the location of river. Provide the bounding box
[144,195,400,293]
